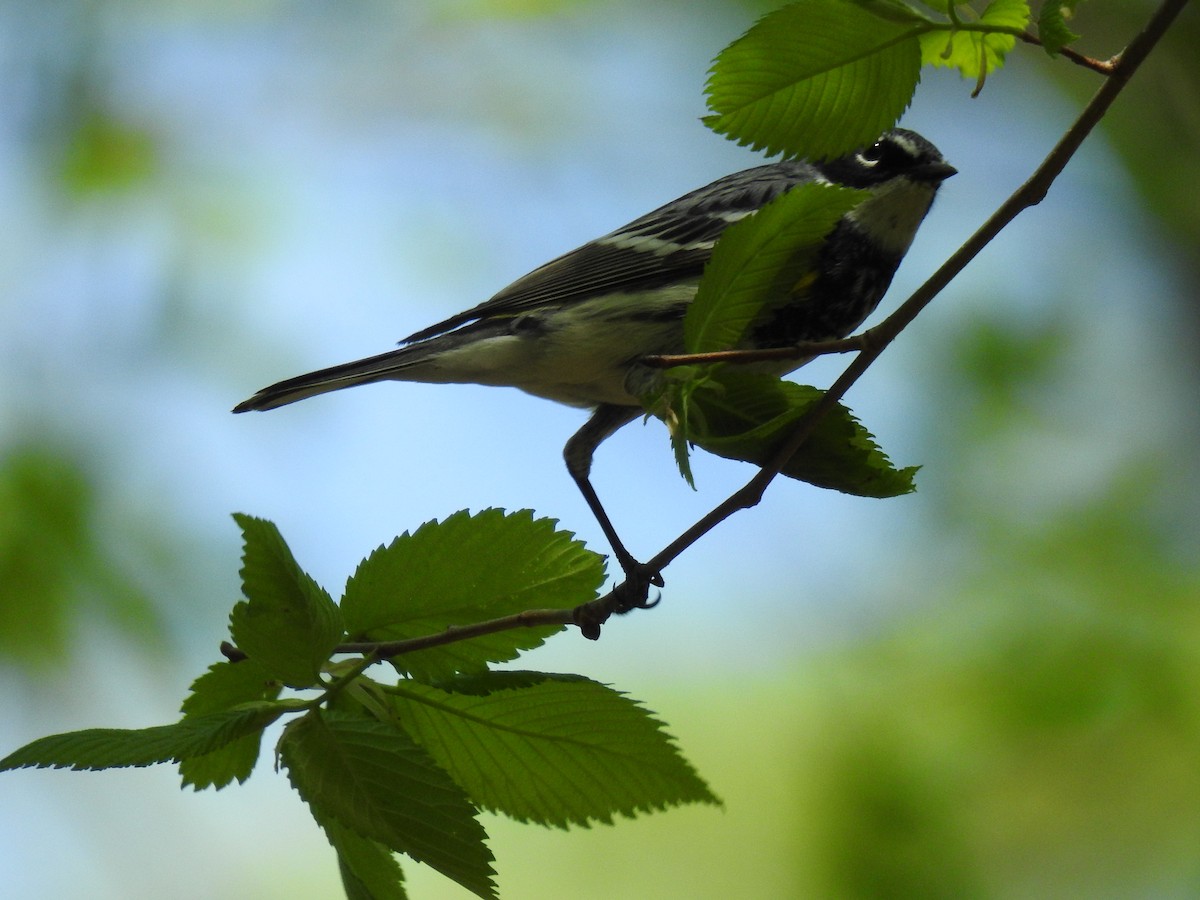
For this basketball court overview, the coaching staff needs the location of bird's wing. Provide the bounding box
[402,161,818,343]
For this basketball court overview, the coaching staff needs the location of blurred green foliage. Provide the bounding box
[0,446,92,662]
[1060,4,1200,267]
[0,443,161,668]
[59,111,158,195]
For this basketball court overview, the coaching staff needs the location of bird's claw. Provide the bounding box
[574,557,664,640]
[611,559,663,613]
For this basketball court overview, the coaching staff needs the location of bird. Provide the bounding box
[234,128,955,597]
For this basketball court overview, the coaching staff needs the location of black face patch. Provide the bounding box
[750,220,903,346]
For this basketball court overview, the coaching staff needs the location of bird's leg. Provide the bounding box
[564,404,664,611]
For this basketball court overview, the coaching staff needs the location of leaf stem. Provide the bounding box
[1016,31,1119,76]
[319,654,378,701]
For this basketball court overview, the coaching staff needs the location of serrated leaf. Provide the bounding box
[851,0,935,25]
[0,703,286,772]
[652,368,708,489]
[985,0,1031,24]
[178,660,283,790]
[386,672,719,829]
[341,509,604,682]
[683,371,918,497]
[279,710,496,900]
[177,735,264,791]
[325,818,409,900]
[181,659,281,716]
[706,0,923,160]
[1038,0,1081,56]
[919,0,1030,78]
[919,0,976,11]
[228,513,344,688]
[685,182,867,354]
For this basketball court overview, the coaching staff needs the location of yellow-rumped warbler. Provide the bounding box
[235,128,954,586]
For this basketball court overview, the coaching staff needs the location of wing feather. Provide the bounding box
[403,159,820,343]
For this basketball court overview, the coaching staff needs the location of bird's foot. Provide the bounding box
[611,559,663,613]
[573,558,664,641]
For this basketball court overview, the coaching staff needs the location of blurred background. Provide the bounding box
[2,1,1198,897]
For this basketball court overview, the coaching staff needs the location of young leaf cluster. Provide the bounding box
[2,512,719,899]
[1038,1,1085,57]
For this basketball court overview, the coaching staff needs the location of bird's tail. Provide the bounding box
[232,344,432,412]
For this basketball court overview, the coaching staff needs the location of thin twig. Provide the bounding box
[643,335,868,368]
[1016,30,1120,76]
[335,607,575,658]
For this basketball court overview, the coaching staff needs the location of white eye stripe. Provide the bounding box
[890,132,921,156]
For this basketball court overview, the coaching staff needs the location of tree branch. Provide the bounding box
[224,608,576,664]
[337,607,575,658]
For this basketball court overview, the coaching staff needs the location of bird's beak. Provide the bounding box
[917,161,958,183]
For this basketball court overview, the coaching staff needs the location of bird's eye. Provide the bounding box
[860,141,888,166]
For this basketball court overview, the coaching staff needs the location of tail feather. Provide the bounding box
[233,346,426,412]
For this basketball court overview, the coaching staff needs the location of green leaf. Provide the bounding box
[851,0,933,25]
[324,819,409,900]
[918,0,1030,79]
[705,0,923,160]
[180,659,281,716]
[178,660,283,790]
[341,509,604,682]
[0,703,287,772]
[1038,0,1081,56]
[681,371,918,498]
[279,710,496,900]
[177,735,264,791]
[228,513,344,688]
[685,182,867,354]
[0,443,163,667]
[918,0,977,11]
[387,672,720,828]
[649,366,710,489]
